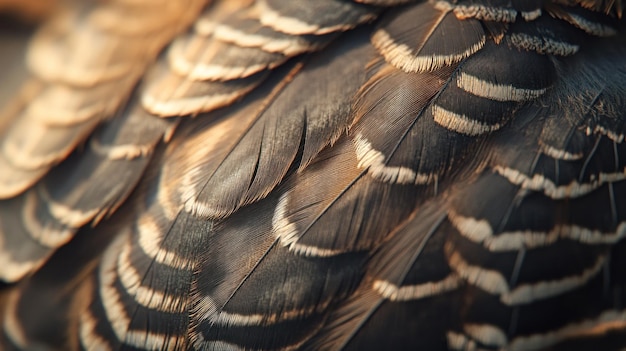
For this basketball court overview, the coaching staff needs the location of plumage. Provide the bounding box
[0,0,625,350]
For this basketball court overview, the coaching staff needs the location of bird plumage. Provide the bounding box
[0,0,625,350]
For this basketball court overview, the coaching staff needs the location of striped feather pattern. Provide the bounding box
[0,0,624,350]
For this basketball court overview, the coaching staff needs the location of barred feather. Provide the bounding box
[0,0,625,350]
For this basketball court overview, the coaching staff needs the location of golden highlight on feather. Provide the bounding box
[90,137,155,160]
[141,79,260,117]
[0,238,46,284]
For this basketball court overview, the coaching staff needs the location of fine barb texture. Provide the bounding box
[0,0,625,350]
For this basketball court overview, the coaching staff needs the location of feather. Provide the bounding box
[554,0,624,17]
[1,1,626,350]
[274,139,421,256]
[183,29,374,219]
[190,191,366,350]
[140,2,279,118]
[506,14,583,56]
[437,0,545,22]
[258,0,377,35]
[372,2,486,73]
[352,64,455,185]
[0,0,58,21]
[0,105,106,197]
[0,97,175,282]
[38,105,175,228]
[141,61,267,117]
[439,37,626,345]
[304,201,453,350]
[166,3,297,83]
[0,192,54,282]
[168,31,287,82]
[550,4,619,36]
[209,11,333,56]
[1,201,132,349]
[27,10,145,87]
